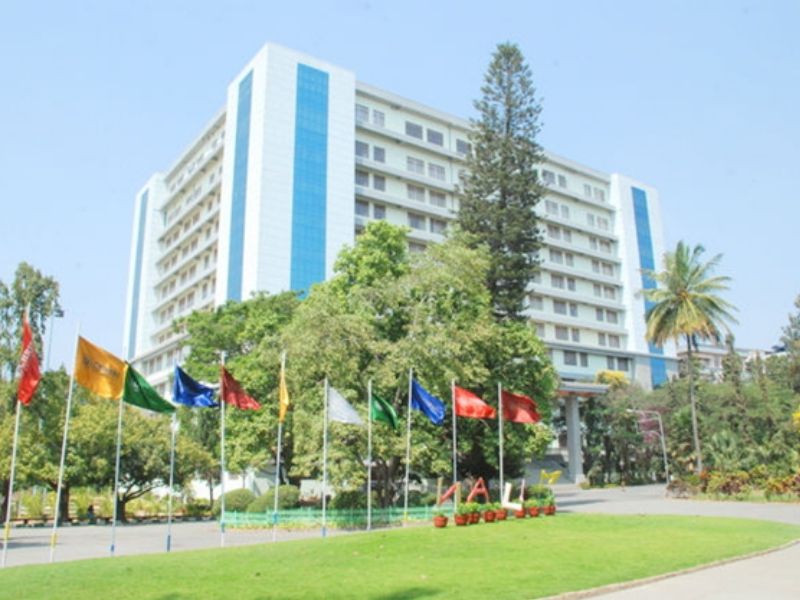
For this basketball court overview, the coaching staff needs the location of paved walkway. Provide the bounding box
[554,484,800,599]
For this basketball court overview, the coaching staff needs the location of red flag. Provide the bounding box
[454,386,496,419]
[501,390,540,423]
[16,313,42,405]
[220,367,261,410]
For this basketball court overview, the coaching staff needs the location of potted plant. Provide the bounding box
[454,503,471,526]
[432,511,448,528]
[544,501,556,516]
[495,503,508,521]
[483,503,497,523]
[465,502,481,524]
[514,504,527,519]
[524,499,539,517]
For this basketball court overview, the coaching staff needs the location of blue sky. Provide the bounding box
[2,1,798,368]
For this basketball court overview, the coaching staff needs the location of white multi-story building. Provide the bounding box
[124,43,678,404]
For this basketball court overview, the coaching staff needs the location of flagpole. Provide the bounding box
[49,323,80,564]
[498,382,504,504]
[367,379,372,532]
[321,377,329,538]
[109,389,125,557]
[166,412,178,552]
[272,351,286,543]
[1,399,22,568]
[451,379,457,515]
[402,368,413,524]
[219,352,226,548]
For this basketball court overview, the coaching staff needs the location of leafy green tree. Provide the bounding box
[643,242,737,472]
[456,42,545,321]
[781,294,800,394]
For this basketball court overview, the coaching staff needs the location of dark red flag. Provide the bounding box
[220,367,261,410]
[454,386,496,419]
[500,390,540,423]
[16,313,41,405]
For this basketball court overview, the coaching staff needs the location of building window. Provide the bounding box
[563,230,572,243]
[551,274,565,289]
[594,187,606,202]
[592,260,600,273]
[356,104,369,122]
[609,334,621,348]
[583,183,592,198]
[598,217,610,231]
[373,175,386,191]
[604,286,616,300]
[596,308,605,322]
[598,333,607,346]
[569,302,578,317]
[558,174,567,189]
[607,356,616,369]
[602,262,614,277]
[373,205,386,220]
[553,300,567,315]
[407,156,424,174]
[355,171,369,186]
[549,249,563,264]
[408,213,425,230]
[372,109,385,127]
[355,140,369,158]
[529,295,544,310]
[373,146,386,163]
[580,352,589,367]
[545,200,559,215]
[567,277,576,291]
[427,129,444,146]
[429,190,447,208]
[593,284,602,297]
[564,351,578,366]
[542,170,556,185]
[606,310,618,324]
[571,328,580,342]
[534,322,545,337]
[355,200,369,217]
[428,163,446,180]
[555,326,569,341]
[405,121,423,139]
[407,184,425,202]
[617,357,630,371]
[589,236,598,250]
[456,139,471,155]
[587,213,596,227]
[599,239,612,253]
[430,218,447,234]
[565,253,574,267]
[547,224,561,239]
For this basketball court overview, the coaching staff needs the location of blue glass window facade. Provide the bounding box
[127,190,148,358]
[227,71,253,301]
[632,187,667,386]
[290,64,329,294]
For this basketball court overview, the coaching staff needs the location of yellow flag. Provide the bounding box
[278,359,290,423]
[74,337,127,399]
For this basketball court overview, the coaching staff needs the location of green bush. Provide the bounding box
[525,484,554,502]
[330,489,377,510]
[183,500,211,518]
[213,489,256,515]
[706,471,750,496]
[246,485,301,513]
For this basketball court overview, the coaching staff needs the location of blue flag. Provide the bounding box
[410,379,445,425]
[173,366,218,408]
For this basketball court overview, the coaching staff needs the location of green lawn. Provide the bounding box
[0,514,797,599]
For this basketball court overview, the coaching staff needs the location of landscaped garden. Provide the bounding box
[0,514,797,599]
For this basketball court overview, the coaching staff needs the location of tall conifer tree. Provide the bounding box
[456,42,544,321]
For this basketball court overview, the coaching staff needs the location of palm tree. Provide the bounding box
[643,242,737,473]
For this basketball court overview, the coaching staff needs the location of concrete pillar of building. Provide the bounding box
[565,395,585,484]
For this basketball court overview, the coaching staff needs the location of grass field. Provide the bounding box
[0,514,797,599]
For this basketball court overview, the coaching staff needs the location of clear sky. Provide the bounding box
[2,0,798,369]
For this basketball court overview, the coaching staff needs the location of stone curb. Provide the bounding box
[540,538,800,599]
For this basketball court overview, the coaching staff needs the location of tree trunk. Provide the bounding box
[115,495,127,523]
[58,485,71,525]
[0,479,9,523]
[686,335,703,473]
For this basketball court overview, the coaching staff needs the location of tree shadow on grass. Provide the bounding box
[373,586,439,600]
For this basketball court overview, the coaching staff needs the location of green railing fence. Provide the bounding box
[225,506,436,529]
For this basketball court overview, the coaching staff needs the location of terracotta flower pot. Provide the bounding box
[483,510,496,523]
[528,506,539,517]
[433,515,448,528]
[454,514,469,526]
[469,512,481,524]
[545,505,556,516]
[496,509,508,521]
[514,509,527,519]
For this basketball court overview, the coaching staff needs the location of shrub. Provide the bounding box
[526,484,554,502]
[183,500,211,518]
[246,485,301,513]
[212,489,256,515]
[706,471,750,496]
[405,490,437,507]
[748,464,770,488]
[330,489,379,510]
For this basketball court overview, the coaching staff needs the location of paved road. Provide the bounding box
[554,484,800,599]
[0,519,351,569]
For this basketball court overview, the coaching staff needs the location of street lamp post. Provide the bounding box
[628,409,669,483]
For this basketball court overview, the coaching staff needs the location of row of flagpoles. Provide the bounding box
[2,319,540,566]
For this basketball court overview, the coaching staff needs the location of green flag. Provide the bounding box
[371,392,398,430]
[123,365,176,414]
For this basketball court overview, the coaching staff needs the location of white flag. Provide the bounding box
[328,386,364,426]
